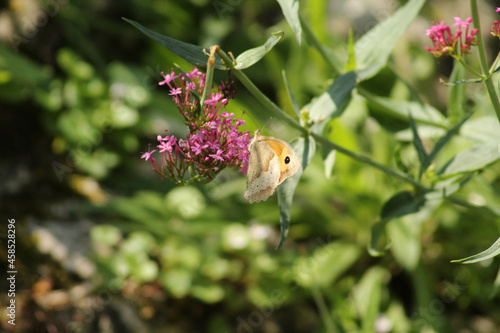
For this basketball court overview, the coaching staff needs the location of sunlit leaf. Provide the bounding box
[354,0,425,80]
[277,0,302,44]
[440,142,500,177]
[409,113,430,180]
[307,71,357,132]
[234,31,284,69]
[451,236,500,264]
[322,146,337,179]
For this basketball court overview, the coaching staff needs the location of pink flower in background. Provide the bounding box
[491,8,500,39]
[425,17,478,58]
[141,68,251,185]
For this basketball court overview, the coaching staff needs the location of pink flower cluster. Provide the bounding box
[491,8,500,39]
[141,68,251,185]
[425,17,478,58]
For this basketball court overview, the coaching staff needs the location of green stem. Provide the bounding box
[216,47,499,217]
[216,48,426,190]
[200,46,216,108]
[470,0,500,122]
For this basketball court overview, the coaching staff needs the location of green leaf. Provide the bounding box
[409,113,430,180]
[440,142,500,177]
[368,219,391,256]
[123,18,225,69]
[276,0,302,45]
[234,31,284,69]
[425,174,474,200]
[277,135,316,249]
[354,0,425,81]
[307,71,357,131]
[428,113,472,162]
[322,145,337,179]
[461,115,500,142]
[380,191,426,220]
[451,236,500,264]
[370,191,426,257]
[440,78,483,86]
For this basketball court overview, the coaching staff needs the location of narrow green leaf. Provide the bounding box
[380,191,426,220]
[428,113,472,161]
[276,0,302,45]
[441,142,500,177]
[451,236,500,264]
[282,70,301,118]
[277,135,316,249]
[322,146,337,179]
[123,18,226,69]
[425,174,474,200]
[345,28,356,72]
[354,0,425,80]
[234,31,284,69]
[492,268,500,299]
[409,113,430,180]
[307,71,357,130]
[440,78,482,86]
[368,219,391,257]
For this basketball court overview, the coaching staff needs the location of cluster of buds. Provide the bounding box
[141,68,251,185]
[425,17,478,58]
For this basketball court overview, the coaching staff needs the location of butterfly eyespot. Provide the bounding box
[284,156,290,164]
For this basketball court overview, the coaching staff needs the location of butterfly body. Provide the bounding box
[244,130,300,203]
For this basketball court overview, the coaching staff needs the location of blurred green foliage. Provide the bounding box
[2,0,500,332]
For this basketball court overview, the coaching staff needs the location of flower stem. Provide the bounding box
[470,0,500,122]
[201,46,218,108]
[216,46,498,217]
[216,48,426,190]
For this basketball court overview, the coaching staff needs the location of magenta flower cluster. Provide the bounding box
[491,8,500,39]
[425,17,478,58]
[141,68,251,185]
